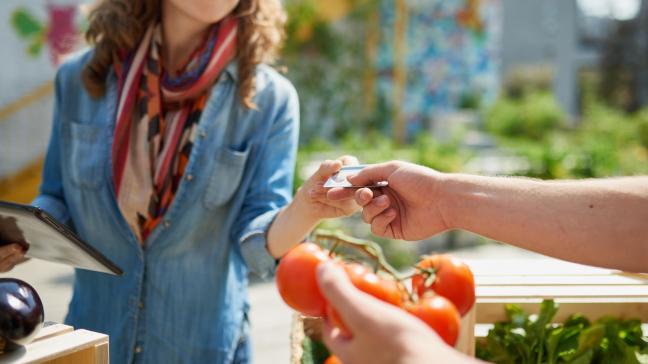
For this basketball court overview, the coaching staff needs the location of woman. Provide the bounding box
[0,0,358,362]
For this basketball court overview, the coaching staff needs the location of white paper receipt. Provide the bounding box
[323,165,389,188]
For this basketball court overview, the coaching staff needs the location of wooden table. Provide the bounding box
[0,322,108,364]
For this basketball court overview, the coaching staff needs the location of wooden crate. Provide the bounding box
[290,257,648,362]
[466,258,648,344]
[0,322,108,364]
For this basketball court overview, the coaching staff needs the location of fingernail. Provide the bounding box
[386,209,397,217]
[376,195,388,207]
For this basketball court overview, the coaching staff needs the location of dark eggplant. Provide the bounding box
[0,278,44,352]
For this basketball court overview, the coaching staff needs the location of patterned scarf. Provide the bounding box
[112,16,237,243]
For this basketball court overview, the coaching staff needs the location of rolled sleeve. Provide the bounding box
[239,209,281,279]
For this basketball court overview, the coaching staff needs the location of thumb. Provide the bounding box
[317,261,376,332]
[347,162,399,187]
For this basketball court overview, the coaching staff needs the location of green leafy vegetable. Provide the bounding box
[477,300,647,364]
[301,336,330,364]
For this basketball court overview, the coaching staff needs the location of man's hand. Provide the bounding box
[329,161,450,240]
[316,261,475,364]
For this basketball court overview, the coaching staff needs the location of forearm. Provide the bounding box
[267,188,320,258]
[442,174,648,272]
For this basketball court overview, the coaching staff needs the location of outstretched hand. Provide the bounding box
[328,161,450,240]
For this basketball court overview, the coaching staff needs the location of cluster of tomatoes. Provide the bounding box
[275,242,476,350]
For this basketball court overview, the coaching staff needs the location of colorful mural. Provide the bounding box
[282,0,501,142]
[1,1,85,202]
[11,4,82,65]
[377,0,501,135]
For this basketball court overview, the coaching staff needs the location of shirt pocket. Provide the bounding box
[62,120,107,189]
[203,145,251,209]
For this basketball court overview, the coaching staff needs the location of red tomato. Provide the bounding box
[276,243,330,317]
[343,263,403,307]
[326,263,403,337]
[324,355,343,364]
[406,296,461,346]
[411,254,475,316]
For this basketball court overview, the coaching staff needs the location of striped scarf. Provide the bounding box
[112,16,237,243]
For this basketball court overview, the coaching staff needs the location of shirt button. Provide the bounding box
[186,174,193,181]
[163,220,171,228]
[138,301,144,309]
[135,346,143,354]
[199,130,207,138]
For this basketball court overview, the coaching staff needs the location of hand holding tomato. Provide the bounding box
[315,262,474,364]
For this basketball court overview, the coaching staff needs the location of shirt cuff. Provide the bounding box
[32,195,70,225]
[239,209,280,279]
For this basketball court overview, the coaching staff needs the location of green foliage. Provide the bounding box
[476,299,648,364]
[485,91,566,141]
[485,80,648,179]
[301,336,330,364]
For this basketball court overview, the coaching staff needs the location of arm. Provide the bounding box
[234,81,357,277]
[267,157,359,258]
[442,174,648,273]
[340,162,648,273]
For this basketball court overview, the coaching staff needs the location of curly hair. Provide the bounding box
[81,0,286,109]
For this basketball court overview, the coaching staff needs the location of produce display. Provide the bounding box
[476,299,648,364]
[277,231,476,363]
[0,278,44,352]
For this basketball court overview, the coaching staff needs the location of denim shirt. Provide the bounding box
[32,50,299,364]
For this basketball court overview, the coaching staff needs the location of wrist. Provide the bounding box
[293,186,322,226]
[435,172,462,230]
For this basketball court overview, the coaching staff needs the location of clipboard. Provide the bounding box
[0,200,123,275]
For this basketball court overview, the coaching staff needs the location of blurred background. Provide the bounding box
[1,0,648,362]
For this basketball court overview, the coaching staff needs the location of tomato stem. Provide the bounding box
[314,229,416,302]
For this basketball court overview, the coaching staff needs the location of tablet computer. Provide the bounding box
[0,200,123,275]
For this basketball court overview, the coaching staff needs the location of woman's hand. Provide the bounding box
[0,244,28,273]
[297,156,361,220]
[267,156,361,258]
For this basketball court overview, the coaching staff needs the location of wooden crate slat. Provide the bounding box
[32,323,73,343]
[0,329,108,364]
[477,285,648,298]
[465,259,615,276]
[476,274,648,286]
